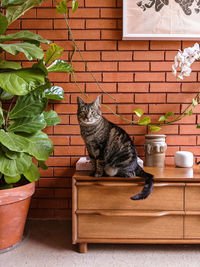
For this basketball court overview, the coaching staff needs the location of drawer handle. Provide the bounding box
[76,210,184,217]
[76,182,184,187]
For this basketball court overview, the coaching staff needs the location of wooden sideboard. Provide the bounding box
[72,166,200,253]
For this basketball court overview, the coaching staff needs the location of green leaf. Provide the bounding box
[1,90,14,100]
[47,60,73,73]
[0,184,13,189]
[0,149,32,176]
[72,0,78,13]
[20,131,53,160]
[158,115,168,122]
[45,43,64,66]
[149,125,161,132]
[8,114,46,133]
[133,108,144,118]
[0,58,21,70]
[197,125,200,128]
[2,0,28,8]
[0,103,5,127]
[165,112,174,117]
[56,0,68,14]
[186,110,193,116]
[43,110,61,126]
[38,160,48,170]
[44,86,65,100]
[193,98,198,107]
[0,14,8,35]
[9,91,47,119]
[23,162,40,182]
[0,31,50,44]
[0,129,30,152]
[4,174,21,184]
[138,116,151,125]
[0,68,45,95]
[33,60,48,75]
[6,0,44,25]
[0,42,44,60]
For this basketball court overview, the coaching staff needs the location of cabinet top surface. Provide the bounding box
[73,165,200,182]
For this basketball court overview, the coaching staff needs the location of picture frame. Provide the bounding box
[123,0,200,40]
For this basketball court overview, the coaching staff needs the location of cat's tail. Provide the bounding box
[130,165,154,200]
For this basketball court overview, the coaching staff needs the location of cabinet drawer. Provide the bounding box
[185,213,200,238]
[77,182,184,210]
[185,184,200,210]
[78,211,183,239]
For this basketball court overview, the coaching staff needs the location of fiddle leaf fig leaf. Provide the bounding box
[43,110,61,126]
[0,103,5,127]
[1,90,14,100]
[47,60,73,73]
[20,131,53,160]
[44,86,65,100]
[149,125,161,132]
[33,60,48,75]
[45,43,64,66]
[4,174,21,184]
[6,0,44,25]
[72,0,78,13]
[9,90,47,119]
[0,58,21,70]
[0,42,44,60]
[0,31,49,44]
[138,116,151,125]
[0,129,30,152]
[0,68,45,95]
[0,149,32,176]
[23,162,40,182]
[0,14,8,35]
[38,160,48,170]
[133,108,144,118]
[8,114,46,133]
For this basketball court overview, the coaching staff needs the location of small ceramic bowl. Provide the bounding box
[174,151,193,168]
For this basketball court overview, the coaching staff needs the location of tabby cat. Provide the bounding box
[77,95,154,200]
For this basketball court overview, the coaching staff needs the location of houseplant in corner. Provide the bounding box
[0,0,73,250]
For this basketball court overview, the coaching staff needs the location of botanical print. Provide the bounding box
[124,0,200,38]
[137,0,200,15]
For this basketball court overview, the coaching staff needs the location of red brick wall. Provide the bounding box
[9,0,200,218]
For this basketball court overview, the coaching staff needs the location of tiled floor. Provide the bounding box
[1,220,200,267]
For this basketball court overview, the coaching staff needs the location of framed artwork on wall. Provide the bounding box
[123,0,200,40]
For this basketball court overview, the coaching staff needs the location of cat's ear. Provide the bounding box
[93,95,101,108]
[77,96,85,106]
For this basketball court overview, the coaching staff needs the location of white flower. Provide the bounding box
[172,43,200,79]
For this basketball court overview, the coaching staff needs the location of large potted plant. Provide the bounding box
[0,0,73,250]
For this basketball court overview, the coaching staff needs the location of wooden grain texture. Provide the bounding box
[185,184,200,211]
[78,214,183,239]
[74,166,200,181]
[184,215,200,239]
[77,182,184,210]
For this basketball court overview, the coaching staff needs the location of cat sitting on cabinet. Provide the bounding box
[77,95,154,200]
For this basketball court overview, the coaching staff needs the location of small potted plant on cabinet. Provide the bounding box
[0,0,73,250]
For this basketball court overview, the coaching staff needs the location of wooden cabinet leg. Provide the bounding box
[78,243,88,253]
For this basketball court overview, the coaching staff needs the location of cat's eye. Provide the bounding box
[91,111,95,115]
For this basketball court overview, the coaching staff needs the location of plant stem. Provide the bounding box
[64,14,117,102]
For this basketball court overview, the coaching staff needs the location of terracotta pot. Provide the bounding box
[144,134,167,167]
[0,182,35,250]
